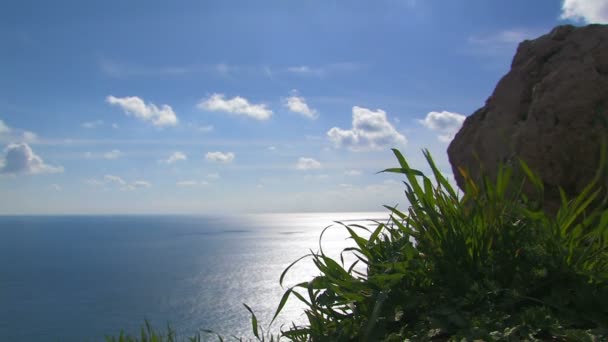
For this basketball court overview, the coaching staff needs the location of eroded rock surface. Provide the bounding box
[448,24,608,210]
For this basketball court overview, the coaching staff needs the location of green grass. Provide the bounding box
[107,148,608,341]
[105,319,196,342]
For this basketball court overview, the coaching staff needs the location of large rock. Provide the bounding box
[448,24,608,211]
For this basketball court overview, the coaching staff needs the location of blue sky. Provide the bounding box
[0,0,606,214]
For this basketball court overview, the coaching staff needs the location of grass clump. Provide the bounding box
[105,320,198,342]
[273,149,608,341]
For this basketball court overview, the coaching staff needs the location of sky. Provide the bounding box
[0,0,607,215]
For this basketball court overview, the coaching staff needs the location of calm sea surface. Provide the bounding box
[0,213,386,341]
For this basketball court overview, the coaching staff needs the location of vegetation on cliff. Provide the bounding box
[107,149,608,341]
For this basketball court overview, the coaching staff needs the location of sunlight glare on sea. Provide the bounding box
[0,212,387,341]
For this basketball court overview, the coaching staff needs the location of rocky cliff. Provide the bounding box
[448,24,608,211]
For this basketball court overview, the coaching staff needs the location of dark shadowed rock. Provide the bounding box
[448,24,608,212]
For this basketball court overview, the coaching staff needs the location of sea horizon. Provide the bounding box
[0,212,386,341]
[0,210,389,217]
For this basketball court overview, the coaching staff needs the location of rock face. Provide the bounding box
[448,24,608,211]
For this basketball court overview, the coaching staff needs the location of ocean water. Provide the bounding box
[0,213,386,341]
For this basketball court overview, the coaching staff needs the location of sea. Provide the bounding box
[0,212,387,341]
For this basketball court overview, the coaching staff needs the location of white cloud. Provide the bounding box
[296,157,322,170]
[198,125,214,133]
[89,175,150,191]
[285,63,360,77]
[284,92,319,119]
[132,180,151,188]
[120,180,152,191]
[103,175,126,185]
[0,120,38,144]
[84,149,125,160]
[197,94,273,120]
[176,180,199,187]
[327,106,406,151]
[419,111,466,143]
[344,169,362,176]
[383,179,400,186]
[205,151,235,163]
[82,120,104,129]
[287,66,311,73]
[99,58,206,78]
[163,151,187,164]
[0,143,63,175]
[49,184,62,191]
[561,0,608,23]
[106,95,178,127]
[22,131,37,143]
[103,149,122,160]
[187,122,214,133]
[191,124,214,133]
[287,65,323,77]
[0,120,9,134]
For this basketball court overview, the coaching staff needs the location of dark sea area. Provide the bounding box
[0,213,385,341]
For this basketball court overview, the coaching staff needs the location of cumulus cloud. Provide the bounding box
[284,92,319,119]
[197,94,272,120]
[0,143,63,175]
[287,65,321,76]
[87,175,151,191]
[205,151,235,163]
[176,180,208,187]
[104,174,126,185]
[106,95,178,127]
[103,149,122,160]
[188,123,214,133]
[82,120,104,129]
[327,106,406,151]
[296,157,322,170]
[285,63,360,77]
[419,111,466,142]
[0,120,9,134]
[22,131,37,143]
[163,151,187,164]
[0,119,38,143]
[561,0,608,23]
[344,169,362,176]
[197,125,214,133]
[132,180,151,188]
